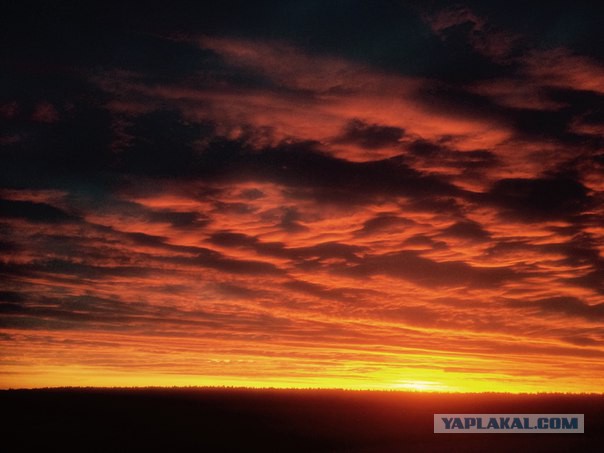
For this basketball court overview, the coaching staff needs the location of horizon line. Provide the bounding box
[3,385,604,395]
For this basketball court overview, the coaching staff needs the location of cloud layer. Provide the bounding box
[1,1,604,391]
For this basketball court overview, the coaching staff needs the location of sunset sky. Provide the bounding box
[2,1,604,392]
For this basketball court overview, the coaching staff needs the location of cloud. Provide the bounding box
[341,250,519,288]
[568,269,604,294]
[333,119,405,149]
[509,296,604,321]
[424,5,519,61]
[2,2,604,392]
[440,220,490,241]
[210,231,364,263]
[146,209,209,229]
[356,214,415,236]
[523,49,604,95]
[0,199,78,224]
[486,176,590,221]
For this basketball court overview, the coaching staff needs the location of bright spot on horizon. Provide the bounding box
[390,381,451,392]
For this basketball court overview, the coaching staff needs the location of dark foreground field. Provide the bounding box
[2,388,603,452]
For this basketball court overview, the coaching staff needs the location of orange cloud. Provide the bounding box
[2,17,603,393]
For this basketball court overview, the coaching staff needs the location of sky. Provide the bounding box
[1,1,604,392]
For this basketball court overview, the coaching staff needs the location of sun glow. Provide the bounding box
[390,380,452,392]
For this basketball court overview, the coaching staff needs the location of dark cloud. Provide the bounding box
[0,96,114,190]
[563,335,601,346]
[282,279,374,304]
[210,231,364,263]
[484,232,604,294]
[334,119,405,149]
[406,139,446,156]
[164,249,284,276]
[510,296,604,321]
[425,4,520,60]
[403,235,448,250]
[568,269,604,294]
[0,292,292,333]
[212,201,257,215]
[251,144,461,202]
[356,214,414,236]
[146,210,209,229]
[416,81,603,148]
[507,107,592,146]
[453,150,499,171]
[116,110,213,178]
[123,231,169,248]
[417,83,507,122]
[0,199,78,223]
[0,239,19,253]
[406,196,464,216]
[440,220,490,240]
[462,0,604,60]
[545,232,601,267]
[23,259,150,280]
[214,282,268,299]
[341,250,518,288]
[0,291,25,303]
[174,139,463,205]
[4,102,458,207]
[111,230,286,276]
[278,207,308,233]
[294,242,365,262]
[239,188,265,200]
[405,139,498,173]
[486,176,590,221]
